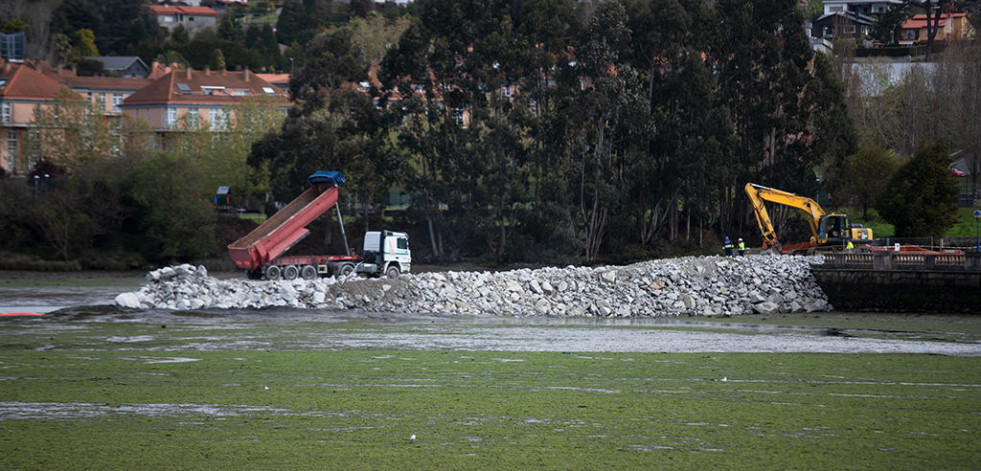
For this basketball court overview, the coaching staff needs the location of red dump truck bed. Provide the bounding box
[227,182,341,271]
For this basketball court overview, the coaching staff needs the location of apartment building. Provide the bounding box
[0,60,79,175]
[120,67,288,150]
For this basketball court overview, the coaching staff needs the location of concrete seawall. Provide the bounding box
[812,252,981,313]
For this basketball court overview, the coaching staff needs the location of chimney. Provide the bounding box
[204,66,210,76]
[3,61,10,73]
[186,67,192,80]
[244,67,250,82]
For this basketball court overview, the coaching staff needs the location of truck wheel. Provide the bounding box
[300,265,317,280]
[265,265,281,281]
[339,263,355,277]
[283,265,299,280]
[386,265,400,279]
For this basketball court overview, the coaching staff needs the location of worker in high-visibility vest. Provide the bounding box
[723,236,734,257]
[846,240,854,251]
[737,238,746,256]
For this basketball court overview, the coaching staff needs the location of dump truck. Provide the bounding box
[227,171,410,280]
[745,183,872,255]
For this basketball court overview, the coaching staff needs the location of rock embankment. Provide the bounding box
[115,256,831,316]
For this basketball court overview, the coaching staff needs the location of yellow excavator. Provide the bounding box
[744,183,873,254]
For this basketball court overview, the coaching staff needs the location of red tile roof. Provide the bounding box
[179,6,219,16]
[255,73,290,85]
[29,61,150,92]
[0,60,78,100]
[146,5,218,16]
[55,75,150,92]
[122,68,288,106]
[902,12,969,29]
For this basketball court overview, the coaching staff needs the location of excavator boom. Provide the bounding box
[744,183,827,250]
[744,183,871,254]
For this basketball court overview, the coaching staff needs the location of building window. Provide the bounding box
[1,102,9,123]
[211,108,229,130]
[187,107,199,128]
[27,128,38,168]
[8,130,18,168]
[166,107,177,128]
[109,117,121,156]
[112,93,123,112]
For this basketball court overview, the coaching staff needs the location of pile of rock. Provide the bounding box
[115,256,831,316]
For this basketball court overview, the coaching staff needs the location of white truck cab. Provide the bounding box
[359,230,411,278]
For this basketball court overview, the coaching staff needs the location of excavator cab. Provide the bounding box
[817,214,849,246]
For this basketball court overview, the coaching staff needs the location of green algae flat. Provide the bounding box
[1,344,979,470]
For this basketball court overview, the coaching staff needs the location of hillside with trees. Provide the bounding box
[0,0,977,268]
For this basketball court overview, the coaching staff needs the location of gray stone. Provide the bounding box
[113,254,831,318]
[114,292,141,309]
[753,301,780,314]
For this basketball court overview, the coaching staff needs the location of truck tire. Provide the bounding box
[339,263,355,277]
[386,265,400,279]
[265,265,281,281]
[283,265,299,280]
[300,265,317,280]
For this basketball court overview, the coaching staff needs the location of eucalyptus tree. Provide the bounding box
[380,0,539,261]
[565,1,650,261]
[508,0,585,259]
[622,0,731,247]
[711,0,820,235]
[249,23,379,202]
[804,53,858,208]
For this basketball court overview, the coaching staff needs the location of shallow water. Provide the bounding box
[1,271,979,356]
[0,273,142,313]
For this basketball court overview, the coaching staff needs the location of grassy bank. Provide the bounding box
[0,317,978,469]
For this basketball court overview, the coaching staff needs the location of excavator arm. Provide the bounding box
[744,183,826,250]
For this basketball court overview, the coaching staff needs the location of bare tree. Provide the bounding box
[962,0,981,30]
[913,0,952,61]
[0,0,59,62]
[936,40,981,202]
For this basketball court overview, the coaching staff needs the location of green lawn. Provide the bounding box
[241,12,278,25]
[847,207,981,240]
[946,207,981,237]
[0,317,978,470]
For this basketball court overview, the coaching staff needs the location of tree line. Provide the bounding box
[0,0,970,268]
[251,0,862,264]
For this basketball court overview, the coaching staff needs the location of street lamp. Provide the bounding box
[974,209,981,252]
[32,175,39,199]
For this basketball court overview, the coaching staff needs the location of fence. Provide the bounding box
[867,237,978,253]
[819,251,981,271]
